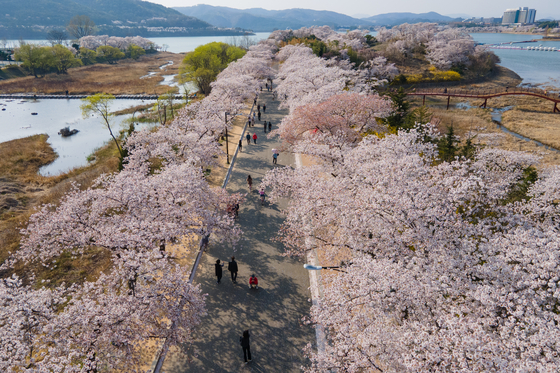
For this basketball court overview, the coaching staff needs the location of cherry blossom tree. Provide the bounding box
[79,35,155,51]
[270,92,392,166]
[0,275,67,372]
[1,36,279,371]
[426,28,476,70]
[358,56,399,86]
[274,45,357,111]
[262,118,560,371]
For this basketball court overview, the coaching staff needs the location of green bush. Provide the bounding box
[78,48,97,65]
[96,45,125,64]
[126,45,146,60]
[179,42,246,95]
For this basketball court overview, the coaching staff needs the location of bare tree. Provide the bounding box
[66,15,97,39]
[46,29,68,46]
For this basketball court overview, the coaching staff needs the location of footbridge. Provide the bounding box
[407,87,560,113]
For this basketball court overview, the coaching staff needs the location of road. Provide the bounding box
[162,90,314,372]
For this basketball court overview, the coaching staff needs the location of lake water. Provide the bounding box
[471,33,560,86]
[0,98,156,175]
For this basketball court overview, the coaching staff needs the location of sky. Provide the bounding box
[148,0,559,19]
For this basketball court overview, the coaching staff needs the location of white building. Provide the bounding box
[502,7,537,25]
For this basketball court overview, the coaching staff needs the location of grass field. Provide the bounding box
[0,52,185,95]
[0,134,120,285]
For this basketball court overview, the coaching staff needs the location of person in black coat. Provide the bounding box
[215,259,224,284]
[240,330,251,363]
[228,256,238,283]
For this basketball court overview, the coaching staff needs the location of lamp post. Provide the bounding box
[303,264,346,272]
[225,112,230,164]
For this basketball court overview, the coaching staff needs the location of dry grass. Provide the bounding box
[502,109,560,150]
[430,107,560,167]
[406,65,560,165]
[205,104,251,188]
[0,134,120,284]
[0,52,185,95]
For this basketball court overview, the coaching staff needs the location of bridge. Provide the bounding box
[407,87,560,113]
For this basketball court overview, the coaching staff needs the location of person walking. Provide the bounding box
[252,112,256,123]
[249,274,259,289]
[257,104,260,112]
[215,259,224,284]
[273,152,278,164]
[263,121,267,133]
[228,256,238,283]
[238,139,242,152]
[247,115,251,127]
[246,133,251,145]
[268,121,272,132]
[247,174,253,191]
[201,234,209,250]
[263,104,266,113]
[240,330,252,363]
[258,111,261,122]
[253,133,257,144]
[234,202,239,218]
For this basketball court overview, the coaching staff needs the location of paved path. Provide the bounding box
[162,90,314,372]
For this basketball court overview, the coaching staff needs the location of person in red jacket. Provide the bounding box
[249,274,258,289]
[252,133,257,144]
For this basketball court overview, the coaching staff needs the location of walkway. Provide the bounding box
[407,87,560,112]
[161,90,314,372]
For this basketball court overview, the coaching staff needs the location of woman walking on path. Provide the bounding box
[215,259,224,284]
[253,133,257,144]
[240,330,252,363]
[238,139,242,152]
[246,133,251,145]
[268,121,272,132]
[259,189,265,205]
[263,104,266,113]
[258,111,261,121]
[247,175,253,191]
[228,257,238,283]
[263,121,267,133]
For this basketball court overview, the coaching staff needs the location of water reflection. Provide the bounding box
[0,98,157,175]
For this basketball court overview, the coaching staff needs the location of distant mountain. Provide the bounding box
[0,0,245,39]
[363,12,458,26]
[352,14,372,20]
[173,5,374,32]
[445,13,472,19]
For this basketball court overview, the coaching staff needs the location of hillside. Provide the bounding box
[363,12,459,26]
[0,0,246,38]
[174,5,373,31]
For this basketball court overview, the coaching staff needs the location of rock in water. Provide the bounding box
[59,126,79,137]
